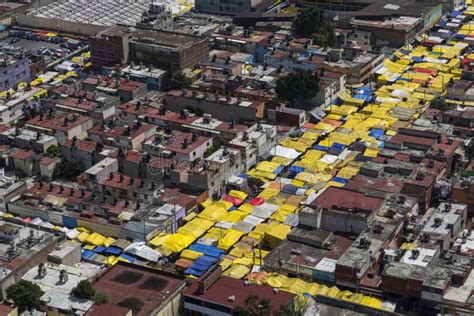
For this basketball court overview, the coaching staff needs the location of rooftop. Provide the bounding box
[97,25,207,50]
[26,113,92,133]
[88,122,155,141]
[184,275,295,311]
[93,262,185,316]
[311,187,384,213]
[28,0,150,26]
[144,130,212,155]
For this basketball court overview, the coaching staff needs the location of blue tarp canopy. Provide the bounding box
[190,244,224,258]
[313,145,329,151]
[93,246,106,253]
[399,49,409,55]
[104,246,122,256]
[354,94,373,102]
[273,165,285,174]
[369,129,384,139]
[331,142,345,151]
[190,261,211,271]
[185,268,205,276]
[190,255,217,271]
[196,255,219,265]
[412,57,424,63]
[237,173,249,179]
[120,253,136,263]
[332,177,349,184]
[82,250,95,260]
[282,184,299,195]
[449,10,462,17]
[288,166,304,173]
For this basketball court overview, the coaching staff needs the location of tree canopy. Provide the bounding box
[46,144,61,157]
[71,280,95,300]
[292,7,335,46]
[71,280,109,304]
[275,70,320,108]
[170,72,192,90]
[51,159,82,181]
[6,280,44,312]
[234,294,272,316]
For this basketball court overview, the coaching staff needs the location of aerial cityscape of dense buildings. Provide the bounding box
[0,0,469,315]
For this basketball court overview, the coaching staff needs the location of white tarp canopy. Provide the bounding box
[125,242,161,262]
[320,154,338,164]
[215,221,234,229]
[243,215,265,226]
[66,228,80,240]
[233,221,255,233]
[270,145,301,161]
[251,203,279,219]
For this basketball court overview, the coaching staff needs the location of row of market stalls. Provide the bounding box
[143,8,474,311]
[5,5,474,313]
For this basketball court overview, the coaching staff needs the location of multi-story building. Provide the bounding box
[165,89,265,122]
[195,0,264,14]
[143,130,213,162]
[88,122,156,151]
[228,122,277,170]
[25,113,94,145]
[91,26,209,73]
[0,56,31,91]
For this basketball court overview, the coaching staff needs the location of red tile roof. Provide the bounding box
[63,139,97,152]
[88,123,154,140]
[147,131,211,155]
[93,262,185,316]
[388,134,436,147]
[0,124,11,134]
[0,303,14,316]
[98,173,142,191]
[40,156,60,166]
[311,187,384,212]
[26,113,92,133]
[29,182,92,204]
[125,150,143,164]
[184,276,294,311]
[83,75,145,92]
[10,150,34,160]
[86,304,130,316]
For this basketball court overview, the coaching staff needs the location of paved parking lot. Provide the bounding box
[0,38,60,51]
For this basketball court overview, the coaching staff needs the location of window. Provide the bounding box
[16,74,20,79]
[193,152,196,157]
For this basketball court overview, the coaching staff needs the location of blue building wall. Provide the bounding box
[0,57,31,92]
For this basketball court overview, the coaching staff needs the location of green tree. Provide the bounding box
[6,280,44,312]
[71,280,95,300]
[292,7,335,46]
[204,134,227,157]
[431,96,448,111]
[51,159,82,181]
[46,144,61,157]
[93,292,109,304]
[234,294,271,316]
[275,70,320,108]
[170,72,192,90]
[114,64,122,78]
